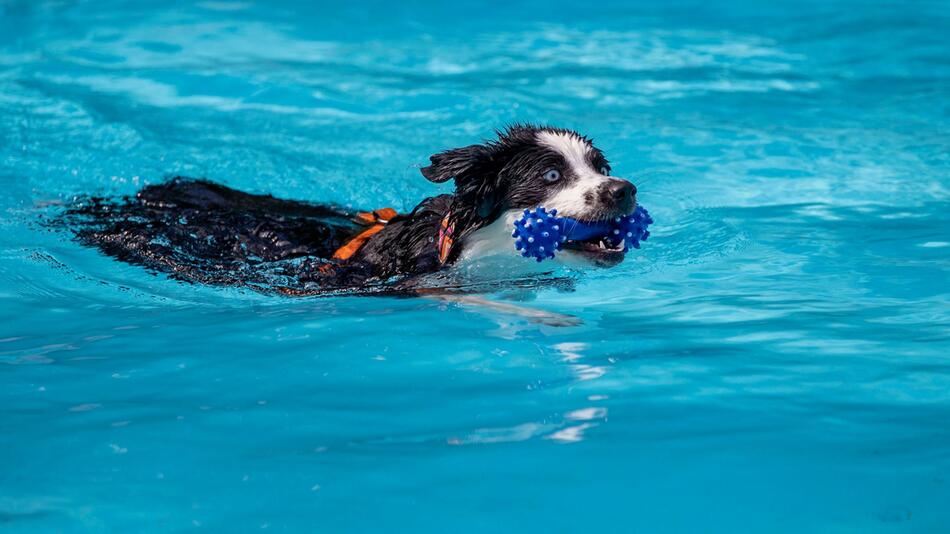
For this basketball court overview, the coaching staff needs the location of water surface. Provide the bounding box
[1,0,949,531]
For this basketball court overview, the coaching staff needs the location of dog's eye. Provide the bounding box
[542,169,561,182]
[600,166,610,176]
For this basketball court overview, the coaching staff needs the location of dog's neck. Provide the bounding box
[454,208,520,261]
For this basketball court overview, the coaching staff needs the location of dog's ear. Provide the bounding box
[421,142,507,220]
[420,144,493,183]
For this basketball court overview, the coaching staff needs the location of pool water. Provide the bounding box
[2,0,949,531]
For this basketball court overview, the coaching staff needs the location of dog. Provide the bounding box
[62,125,637,301]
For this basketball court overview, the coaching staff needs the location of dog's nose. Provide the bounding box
[609,180,635,202]
[607,179,636,211]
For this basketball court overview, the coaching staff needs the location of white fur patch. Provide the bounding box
[456,208,602,271]
[452,209,556,276]
[537,130,593,174]
[536,130,610,219]
[458,209,523,261]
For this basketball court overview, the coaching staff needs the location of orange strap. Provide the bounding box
[331,208,398,261]
[437,212,454,264]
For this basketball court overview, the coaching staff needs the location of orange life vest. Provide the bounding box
[331,207,399,261]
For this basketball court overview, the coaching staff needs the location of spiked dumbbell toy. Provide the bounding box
[511,206,653,262]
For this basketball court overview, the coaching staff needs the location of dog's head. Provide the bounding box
[421,125,637,266]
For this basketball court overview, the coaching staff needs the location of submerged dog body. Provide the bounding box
[64,125,638,294]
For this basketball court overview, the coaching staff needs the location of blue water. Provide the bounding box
[2,0,949,531]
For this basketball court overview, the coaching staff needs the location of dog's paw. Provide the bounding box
[528,312,583,327]
[431,294,583,327]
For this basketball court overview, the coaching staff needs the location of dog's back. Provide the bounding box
[60,178,368,291]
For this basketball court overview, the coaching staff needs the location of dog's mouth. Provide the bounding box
[560,235,626,266]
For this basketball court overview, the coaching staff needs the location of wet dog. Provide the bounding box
[62,125,637,297]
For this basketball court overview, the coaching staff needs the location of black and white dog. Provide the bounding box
[65,125,637,297]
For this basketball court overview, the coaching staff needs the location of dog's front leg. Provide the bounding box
[425,293,583,327]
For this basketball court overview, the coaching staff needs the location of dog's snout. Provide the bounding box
[609,180,634,202]
[603,179,636,213]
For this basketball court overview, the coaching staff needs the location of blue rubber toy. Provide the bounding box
[511,206,652,261]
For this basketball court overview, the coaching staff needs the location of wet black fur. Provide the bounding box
[60,125,620,294]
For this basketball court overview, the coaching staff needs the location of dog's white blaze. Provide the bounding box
[537,130,593,174]
[536,130,609,218]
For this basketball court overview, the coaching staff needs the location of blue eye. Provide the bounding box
[543,169,561,182]
[600,166,609,175]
